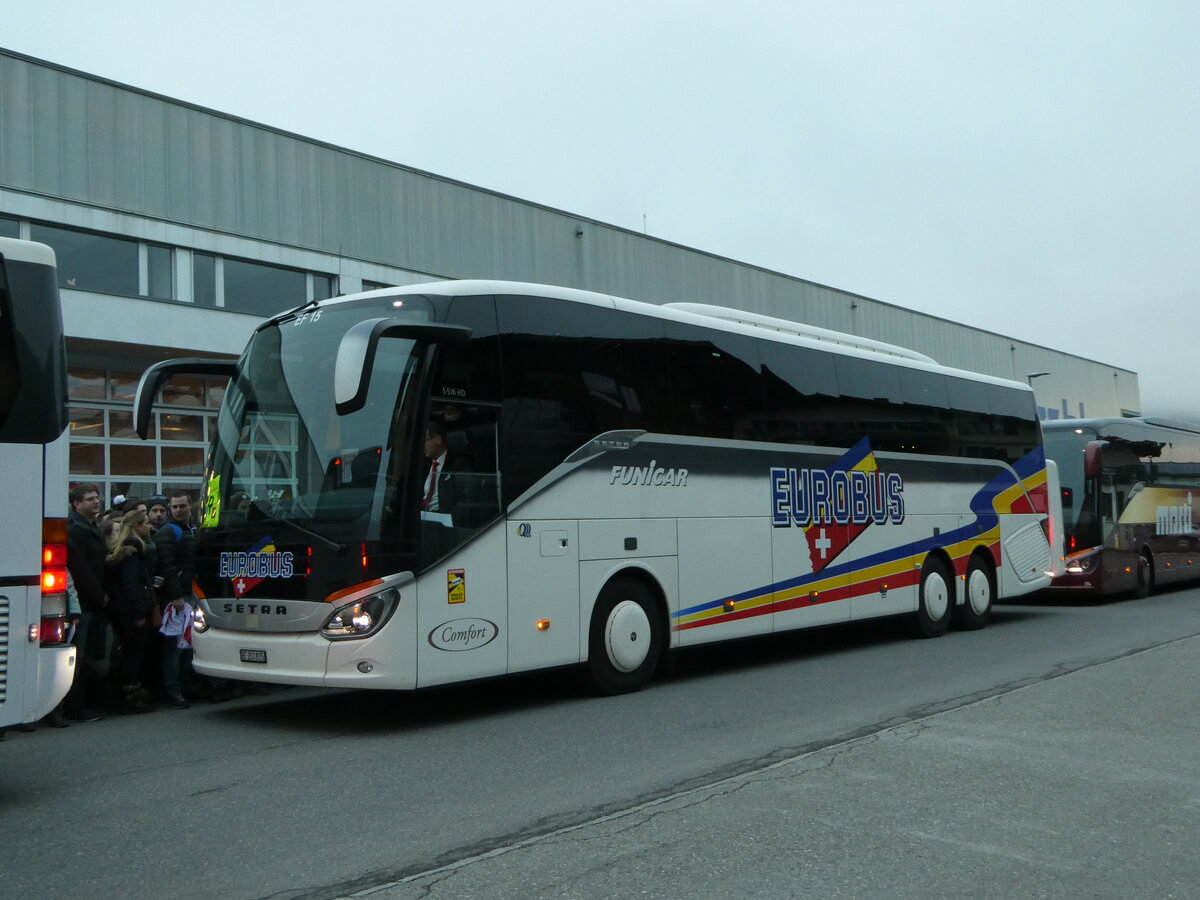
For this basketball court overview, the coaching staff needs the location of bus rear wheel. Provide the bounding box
[955,555,993,630]
[586,577,663,695]
[913,557,952,639]
[1134,552,1153,599]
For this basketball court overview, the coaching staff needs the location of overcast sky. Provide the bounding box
[5,1,1198,418]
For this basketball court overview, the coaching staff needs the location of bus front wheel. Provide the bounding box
[586,577,663,695]
[914,557,952,639]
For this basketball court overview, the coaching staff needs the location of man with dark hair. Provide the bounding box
[421,422,459,515]
[154,491,207,702]
[154,491,196,610]
[64,483,107,721]
[146,495,168,530]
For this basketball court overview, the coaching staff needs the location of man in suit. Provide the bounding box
[421,421,458,516]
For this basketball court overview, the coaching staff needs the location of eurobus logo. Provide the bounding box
[218,535,295,598]
[771,467,905,528]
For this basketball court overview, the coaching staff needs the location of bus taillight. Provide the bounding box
[41,518,68,597]
[40,518,71,645]
[41,568,67,592]
[39,616,69,645]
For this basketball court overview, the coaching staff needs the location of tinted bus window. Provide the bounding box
[665,324,764,441]
[899,367,949,409]
[760,340,839,446]
[0,252,67,443]
[496,296,668,501]
[835,354,903,405]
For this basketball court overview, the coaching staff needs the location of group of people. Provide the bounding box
[18,484,253,730]
[58,485,208,720]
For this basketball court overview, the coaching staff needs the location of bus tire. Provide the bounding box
[913,556,952,639]
[585,577,663,695]
[1134,552,1153,599]
[955,554,993,630]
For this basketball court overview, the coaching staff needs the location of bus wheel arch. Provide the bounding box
[955,549,994,630]
[913,551,954,639]
[1134,549,1154,598]
[585,571,667,695]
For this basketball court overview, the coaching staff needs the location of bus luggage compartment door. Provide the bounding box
[506,520,581,673]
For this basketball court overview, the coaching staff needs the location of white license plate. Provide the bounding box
[239,648,268,664]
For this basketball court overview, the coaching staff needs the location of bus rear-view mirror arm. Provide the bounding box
[334,318,471,416]
[134,358,238,440]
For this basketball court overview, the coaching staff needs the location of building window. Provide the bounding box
[27,221,179,301]
[67,365,225,508]
[223,257,306,317]
[194,252,217,306]
[0,215,18,239]
[31,223,139,295]
[147,244,173,299]
[362,280,394,292]
[312,273,334,301]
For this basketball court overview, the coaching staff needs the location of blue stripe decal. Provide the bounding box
[675,468,1021,620]
[674,446,1044,621]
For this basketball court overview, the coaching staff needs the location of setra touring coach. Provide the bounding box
[135,281,1055,694]
[1043,416,1200,597]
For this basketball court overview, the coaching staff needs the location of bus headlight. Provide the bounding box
[192,604,210,634]
[1064,548,1100,574]
[321,589,398,640]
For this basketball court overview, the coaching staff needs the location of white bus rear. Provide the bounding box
[0,237,76,730]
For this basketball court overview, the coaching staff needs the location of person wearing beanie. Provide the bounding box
[146,496,168,530]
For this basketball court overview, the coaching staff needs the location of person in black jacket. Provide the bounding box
[153,491,223,700]
[153,490,197,607]
[64,483,107,721]
[106,509,157,713]
[420,422,463,516]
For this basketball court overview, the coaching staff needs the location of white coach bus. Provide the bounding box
[0,237,76,729]
[136,281,1053,694]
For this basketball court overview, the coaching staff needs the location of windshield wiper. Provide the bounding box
[246,512,348,553]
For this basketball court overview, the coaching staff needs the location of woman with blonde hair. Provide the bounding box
[106,509,157,713]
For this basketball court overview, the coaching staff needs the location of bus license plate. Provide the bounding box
[239,648,268,664]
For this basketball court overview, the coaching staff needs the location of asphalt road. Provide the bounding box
[2,586,1197,900]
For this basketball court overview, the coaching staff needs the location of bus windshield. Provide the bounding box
[206,300,432,544]
[1043,426,1097,537]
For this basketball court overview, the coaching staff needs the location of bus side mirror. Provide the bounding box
[1083,440,1108,478]
[334,319,471,416]
[133,358,237,440]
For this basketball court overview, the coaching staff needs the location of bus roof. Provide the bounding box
[1042,416,1200,436]
[305,279,1035,395]
[0,236,56,267]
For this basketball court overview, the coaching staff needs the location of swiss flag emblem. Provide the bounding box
[802,439,878,573]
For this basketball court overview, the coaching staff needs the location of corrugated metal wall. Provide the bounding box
[0,49,1140,416]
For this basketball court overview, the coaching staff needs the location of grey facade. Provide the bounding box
[0,48,1138,502]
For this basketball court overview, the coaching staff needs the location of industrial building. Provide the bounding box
[0,48,1139,505]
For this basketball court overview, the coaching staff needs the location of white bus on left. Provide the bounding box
[0,237,76,733]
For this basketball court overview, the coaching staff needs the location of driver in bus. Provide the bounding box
[420,421,460,518]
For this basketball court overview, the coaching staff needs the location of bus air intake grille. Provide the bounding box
[1007,522,1053,583]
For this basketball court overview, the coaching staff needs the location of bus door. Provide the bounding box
[412,403,509,687]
